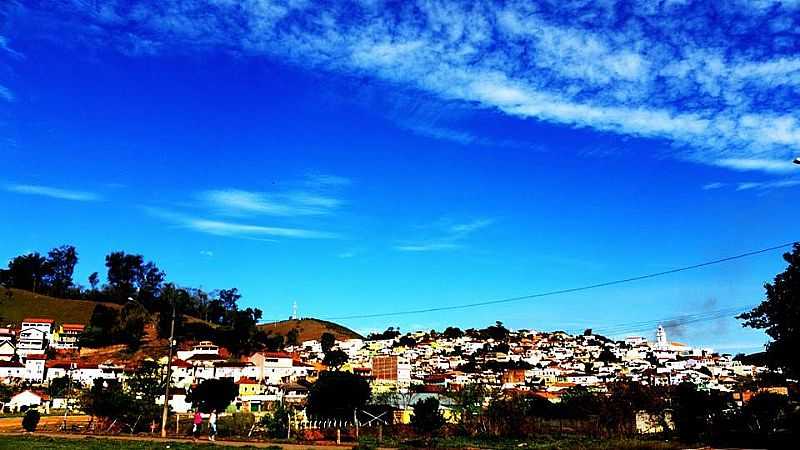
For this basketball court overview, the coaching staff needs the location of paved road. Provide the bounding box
[0,431,394,449]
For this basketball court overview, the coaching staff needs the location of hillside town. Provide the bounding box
[0,315,780,423]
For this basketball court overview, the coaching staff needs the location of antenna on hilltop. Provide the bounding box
[292,300,298,320]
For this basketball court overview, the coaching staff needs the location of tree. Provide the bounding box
[322,349,348,370]
[48,376,72,398]
[259,401,289,438]
[320,332,336,353]
[44,245,78,297]
[738,243,800,376]
[442,326,464,339]
[105,251,145,302]
[411,397,445,436]
[307,371,370,420]
[189,379,238,413]
[22,409,40,432]
[6,253,49,292]
[113,301,147,351]
[218,288,241,313]
[286,328,300,347]
[88,272,99,291]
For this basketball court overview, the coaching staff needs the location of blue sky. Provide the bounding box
[1,0,799,352]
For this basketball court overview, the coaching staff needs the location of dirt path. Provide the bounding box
[0,415,91,432]
[0,431,394,449]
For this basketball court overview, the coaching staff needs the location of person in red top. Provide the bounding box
[192,410,203,441]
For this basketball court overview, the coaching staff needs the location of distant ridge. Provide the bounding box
[259,318,363,342]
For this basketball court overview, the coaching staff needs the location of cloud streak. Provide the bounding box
[5,184,101,201]
[146,208,339,240]
[200,188,342,217]
[16,0,800,172]
[395,218,494,252]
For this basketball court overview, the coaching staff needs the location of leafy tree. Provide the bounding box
[397,335,416,348]
[367,327,400,340]
[286,328,300,347]
[48,376,72,398]
[105,251,145,302]
[322,349,349,370]
[307,371,370,419]
[22,409,40,432]
[6,253,49,293]
[259,402,289,438]
[411,397,445,436]
[738,243,800,377]
[442,326,464,339]
[671,382,729,442]
[218,288,241,314]
[481,321,510,341]
[598,348,620,363]
[189,379,238,413]
[113,301,148,351]
[320,332,336,353]
[44,245,78,297]
[742,392,789,436]
[88,271,99,291]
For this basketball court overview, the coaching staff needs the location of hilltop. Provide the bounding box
[259,318,363,342]
[0,288,115,326]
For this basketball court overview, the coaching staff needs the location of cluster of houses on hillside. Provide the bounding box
[0,317,780,418]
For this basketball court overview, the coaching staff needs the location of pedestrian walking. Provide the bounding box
[208,409,218,441]
[192,409,203,441]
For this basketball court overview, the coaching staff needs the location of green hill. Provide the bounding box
[259,318,363,342]
[0,288,108,326]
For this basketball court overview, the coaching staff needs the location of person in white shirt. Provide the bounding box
[208,410,218,441]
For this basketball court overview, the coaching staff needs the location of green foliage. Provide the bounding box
[411,397,445,436]
[259,402,289,438]
[218,412,255,437]
[22,409,40,432]
[367,327,400,340]
[80,362,164,431]
[286,328,300,346]
[320,332,336,353]
[48,376,71,398]
[442,326,464,339]
[322,349,349,369]
[307,371,371,419]
[188,379,238,413]
[738,243,800,377]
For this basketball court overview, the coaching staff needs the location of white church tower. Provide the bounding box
[655,325,669,350]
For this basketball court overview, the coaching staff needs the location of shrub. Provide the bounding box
[22,409,40,432]
[218,412,255,437]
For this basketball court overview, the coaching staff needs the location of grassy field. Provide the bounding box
[0,435,279,449]
[259,318,363,342]
[0,288,107,326]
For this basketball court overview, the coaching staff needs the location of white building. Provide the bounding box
[23,354,47,382]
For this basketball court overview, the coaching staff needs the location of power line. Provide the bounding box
[319,241,794,321]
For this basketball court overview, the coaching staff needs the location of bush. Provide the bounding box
[218,412,255,437]
[22,409,40,432]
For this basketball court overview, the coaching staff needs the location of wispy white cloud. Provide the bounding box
[200,188,342,217]
[5,184,101,201]
[714,158,800,174]
[395,218,494,252]
[0,85,13,102]
[199,250,214,257]
[146,208,339,240]
[702,182,726,190]
[735,179,800,191]
[18,0,800,172]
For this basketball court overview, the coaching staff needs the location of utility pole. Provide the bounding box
[160,300,176,438]
[61,363,75,431]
